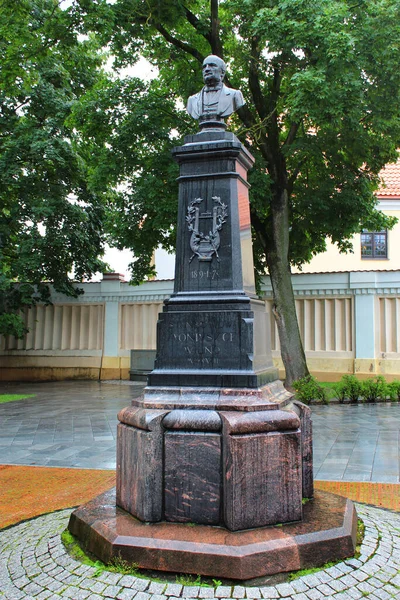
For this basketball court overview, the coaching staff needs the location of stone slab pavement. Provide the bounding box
[0,380,399,482]
[1,381,400,598]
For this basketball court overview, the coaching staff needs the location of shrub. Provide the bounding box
[338,374,362,403]
[360,376,389,403]
[292,375,328,405]
[332,380,347,403]
[388,379,400,401]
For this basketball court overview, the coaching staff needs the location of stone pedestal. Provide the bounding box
[116,388,305,531]
[68,128,356,578]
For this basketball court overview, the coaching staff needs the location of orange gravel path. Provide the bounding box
[0,465,115,529]
[315,480,400,512]
[0,465,398,530]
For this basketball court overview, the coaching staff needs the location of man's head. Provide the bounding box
[202,55,226,86]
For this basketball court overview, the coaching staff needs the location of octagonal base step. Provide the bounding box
[68,489,357,581]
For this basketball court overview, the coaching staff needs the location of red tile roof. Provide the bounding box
[378,159,400,197]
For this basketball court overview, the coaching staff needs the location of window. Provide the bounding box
[361,230,387,259]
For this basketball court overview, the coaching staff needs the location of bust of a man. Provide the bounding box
[187,55,245,123]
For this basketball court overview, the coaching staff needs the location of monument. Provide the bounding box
[68,56,357,580]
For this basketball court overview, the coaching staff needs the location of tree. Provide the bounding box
[0,0,109,337]
[78,0,400,385]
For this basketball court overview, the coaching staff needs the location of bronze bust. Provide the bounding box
[187,55,244,125]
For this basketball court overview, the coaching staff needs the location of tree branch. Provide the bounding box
[283,121,300,147]
[210,0,223,57]
[248,36,267,120]
[287,157,308,195]
[153,23,205,63]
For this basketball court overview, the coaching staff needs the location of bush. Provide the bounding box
[292,375,328,405]
[388,379,400,401]
[359,376,388,403]
[332,380,347,404]
[337,374,362,403]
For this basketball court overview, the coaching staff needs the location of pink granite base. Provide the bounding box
[68,489,357,581]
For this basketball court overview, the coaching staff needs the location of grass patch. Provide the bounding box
[62,530,223,587]
[0,394,36,404]
[61,530,140,577]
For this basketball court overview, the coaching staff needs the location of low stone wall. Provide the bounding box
[2,271,400,381]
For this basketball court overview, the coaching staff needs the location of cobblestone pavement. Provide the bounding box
[1,504,400,599]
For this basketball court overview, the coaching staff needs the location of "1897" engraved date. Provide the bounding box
[190,269,218,280]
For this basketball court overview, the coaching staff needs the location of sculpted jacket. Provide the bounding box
[186,84,245,120]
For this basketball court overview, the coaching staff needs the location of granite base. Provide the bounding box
[68,489,357,581]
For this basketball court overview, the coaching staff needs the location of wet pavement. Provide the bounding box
[1,381,400,599]
[0,380,399,482]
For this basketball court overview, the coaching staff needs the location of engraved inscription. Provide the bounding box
[172,329,235,367]
[190,269,218,279]
[186,196,228,263]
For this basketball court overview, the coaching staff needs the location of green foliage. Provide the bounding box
[292,375,328,405]
[61,530,96,567]
[0,0,109,337]
[336,374,362,403]
[0,394,35,404]
[175,574,203,586]
[388,379,400,402]
[359,376,388,403]
[332,379,349,404]
[94,0,400,281]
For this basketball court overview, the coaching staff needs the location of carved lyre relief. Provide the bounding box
[186,196,228,262]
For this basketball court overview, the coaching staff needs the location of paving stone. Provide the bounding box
[382,583,400,595]
[367,576,385,588]
[135,592,152,600]
[132,579,150,592]
[232,586,245,598]
[117,591,138,600]
[97,571,123,585]
[368,590,392,600]
[245,588,261,598]
[325,566,345,579]
[61,588,90,599]
[198,588,215,598]
[351,569,369,582]
[304,590,324,599]
[316,583,336,596]
[103,583,123,597]
[290,580,309,593]
[149,582,167,595]
[259,589,279,599]
[214,586,232,598]
[356,581,376,594]
[338,587,363,600]
[182,586,200,597]
[327,578,347,593]
[274,582,297,597]
[165,584,183,597]
[36,591,54,599]
[299,575,321,588]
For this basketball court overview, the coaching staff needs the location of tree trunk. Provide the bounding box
[265,189,310,387]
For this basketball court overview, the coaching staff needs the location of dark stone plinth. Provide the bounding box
[146,130,275,389]
[68,489,357,581]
